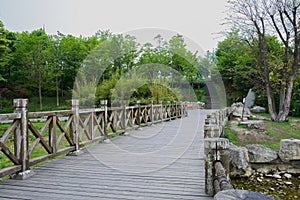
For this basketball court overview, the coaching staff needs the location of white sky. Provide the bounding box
[0,0,228,52]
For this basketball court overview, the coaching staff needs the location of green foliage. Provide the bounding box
[215,31,259,104]
[92,33,208,106]
[216,31,300,117]
[223,121,239,146]
[0,20,10,82]
[290,75,300,117]
[72,72,98,108]
[0,20,210,112]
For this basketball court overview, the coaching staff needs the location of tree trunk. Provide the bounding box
[265,83,277,121]
[276,73,296,122]
[257,31,277,121]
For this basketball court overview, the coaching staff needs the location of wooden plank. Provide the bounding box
[0,165,21,178]
[79,136,104,147]
[78,115,92,140]
[79,108,104,114]
[0,180,210,199]
[28,117,53,156]
[0,120,19,143]
[0,142,20,165]
[28,121,52,154]
[28,110,73,118]
[56,118,73,146]
[0,113,21,121]
[29,146,75,167]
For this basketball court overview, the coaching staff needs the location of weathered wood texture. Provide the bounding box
[0,110,212,199]
[0,99,187,178]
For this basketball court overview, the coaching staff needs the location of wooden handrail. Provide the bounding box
[0,113,21,121]
[0,99,187,179]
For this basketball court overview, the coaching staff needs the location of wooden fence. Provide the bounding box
[0,99,187,179]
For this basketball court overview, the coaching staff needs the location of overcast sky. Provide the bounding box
[0,0,228,52]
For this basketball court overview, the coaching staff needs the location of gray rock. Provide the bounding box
[279,139,300,162]
[246,144,278,163]
[231,102,251,118]
[284,173,292,179]
[228,145,252,177]
[252,106,266,113]
[257,177,263,182]
[256,167,272,174]
[273,174,281,179]
[214,189,274,200]
[240,120,265,130]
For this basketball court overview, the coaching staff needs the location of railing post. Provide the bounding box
[180,101,184,118]
[13,99,32,179]
[184,102,188,117]
[150,100,154,125]
[89,111,94,140]
[121,100,128,135]
[49,115,57,154]
[136,100,141,129]
[167,101,171,120]
[174,101,178,118]
[70,99,80,152]
[159,101,163,122]
[204,138,229,196]
[100,100,109,140]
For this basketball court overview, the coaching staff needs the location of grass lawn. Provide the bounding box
[224,114,300,151]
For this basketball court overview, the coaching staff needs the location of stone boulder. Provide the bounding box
[251,106,266,113]
[228,143,252,177]
[231,102,251,120]
[214,189,274,200]
[240,120,265,130]
[246,144,278,163]
[279,139,300,162]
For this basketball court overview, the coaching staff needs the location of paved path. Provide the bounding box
[0,110,213,200]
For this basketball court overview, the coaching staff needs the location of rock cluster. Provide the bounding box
[232,170,300,200]
[240,120,265,130]
[227,142,300,177]
[230,102,251,121]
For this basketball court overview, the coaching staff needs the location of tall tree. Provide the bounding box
[13,29,54,110]
[0,20,10,82]
[227,0,300,121]
[58,34,89,96]
[216,31,260,103]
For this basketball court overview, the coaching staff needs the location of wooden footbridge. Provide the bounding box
[0,99,213,199]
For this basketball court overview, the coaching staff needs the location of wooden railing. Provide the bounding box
[0,99,187,179]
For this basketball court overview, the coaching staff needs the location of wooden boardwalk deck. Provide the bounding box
[0,110,213,200]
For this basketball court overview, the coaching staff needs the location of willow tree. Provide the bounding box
[227,0,300,121]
